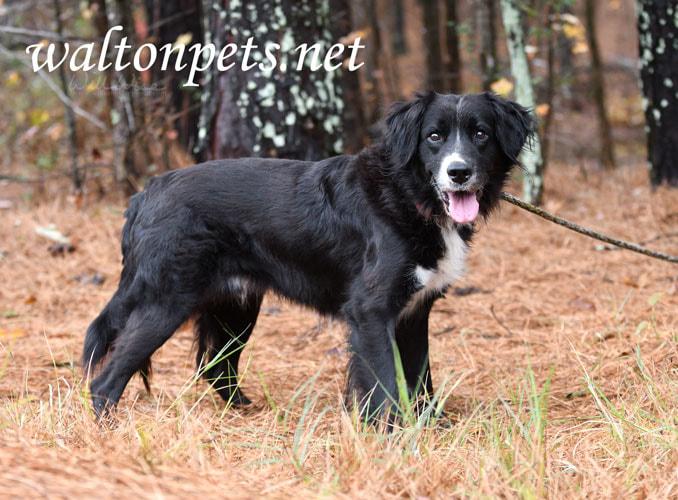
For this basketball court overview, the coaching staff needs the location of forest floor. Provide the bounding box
[1,161,677,498]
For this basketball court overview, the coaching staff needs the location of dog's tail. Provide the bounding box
[81,292,123,376]
[82,192,152,391]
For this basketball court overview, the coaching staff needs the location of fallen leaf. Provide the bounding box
[173,32,193,50]
[490,77,514,97]
[339,29,368,45]
[568,297,596,311]
[572,41,589,55]
[24,295,36,304]
[562,22,584,40]
[5,70,19,86]
[536,103,550,117]
[48,243,76,256]
[36,224,70,244]
[0,329,26,339]
[73,272,105,286]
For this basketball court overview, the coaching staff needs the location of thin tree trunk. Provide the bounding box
[479,0,499,91]
[500,0,544,205]
[555,3,574,104]
[332,0,367,153]
[392,0,407,55]
[52,0,82,192]
[541,19,555,173]
[445,0,462,93]
[636,0,678,186]
[422,0,444,92]
[584,0,615,169]
[103,0,138,194]
[144,0,202,153]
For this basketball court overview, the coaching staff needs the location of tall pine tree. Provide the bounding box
[195,0,345,161]
[637,0,678,186]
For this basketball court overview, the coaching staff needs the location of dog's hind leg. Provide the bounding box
[195,292,262,406]
[88,299,194,418]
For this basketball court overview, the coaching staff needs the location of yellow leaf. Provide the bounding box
[173,32,193,49]
[490,77,514,97]
[572,41,589,55]
[560,13,581,26]
[339,29,368,45]
[5,70,20,86]
[562,23,584,40]
[85,80,99,92]
[535,103,550,117]
[0,330,27,339]
[29,109,50,126]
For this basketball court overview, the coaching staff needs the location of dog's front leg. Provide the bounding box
[346,311,401,423]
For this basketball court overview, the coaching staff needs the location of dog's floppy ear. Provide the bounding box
[485,92,536,166]
[384,92,435,165]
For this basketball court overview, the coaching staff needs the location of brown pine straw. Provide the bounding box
[0,162,677,498]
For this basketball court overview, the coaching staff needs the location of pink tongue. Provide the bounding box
[448,192,479,223]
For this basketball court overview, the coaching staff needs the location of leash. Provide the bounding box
[500,192,678,264]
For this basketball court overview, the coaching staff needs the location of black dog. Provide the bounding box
[82,92,533,420]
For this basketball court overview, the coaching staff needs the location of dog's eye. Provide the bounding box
[475,130,488,140]
[428,132,442,142]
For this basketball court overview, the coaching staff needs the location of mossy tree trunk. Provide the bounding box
[637,0,678,186]
[195,0,344,161]
[500,0,544,204]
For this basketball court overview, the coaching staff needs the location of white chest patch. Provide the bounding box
[402,228,468,316]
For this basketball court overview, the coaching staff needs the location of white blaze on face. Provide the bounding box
[438,129,468,190]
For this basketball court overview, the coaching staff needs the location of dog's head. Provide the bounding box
[384,92,535,223]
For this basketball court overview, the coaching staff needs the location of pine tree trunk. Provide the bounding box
[391,0,407,55]
[145,0,203,153]
[584,0,615,169]
[637,0,678,186]
[479,0,499,91]
[500,0,544,204]
[103,0,138,195]
[422,0,444,92]
[446,0,462,93]
[195,0,344,161]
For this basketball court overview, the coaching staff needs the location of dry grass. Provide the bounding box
[1,162,677,498]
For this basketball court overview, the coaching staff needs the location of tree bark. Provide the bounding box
[584,0,615,169]
[445,0,462,93]
[144,0,203,153]
[422,0,444,92]
[500,0,544,205]
[392,0,407,55]
[479,0,499,91]
[195,0,345,162]
[637,0,678,186]
[52,0,82,192]
[103,0,138,195]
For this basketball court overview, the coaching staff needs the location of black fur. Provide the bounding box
[82,92,534,420]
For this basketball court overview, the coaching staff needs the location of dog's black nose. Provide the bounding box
[447,163,472,184]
